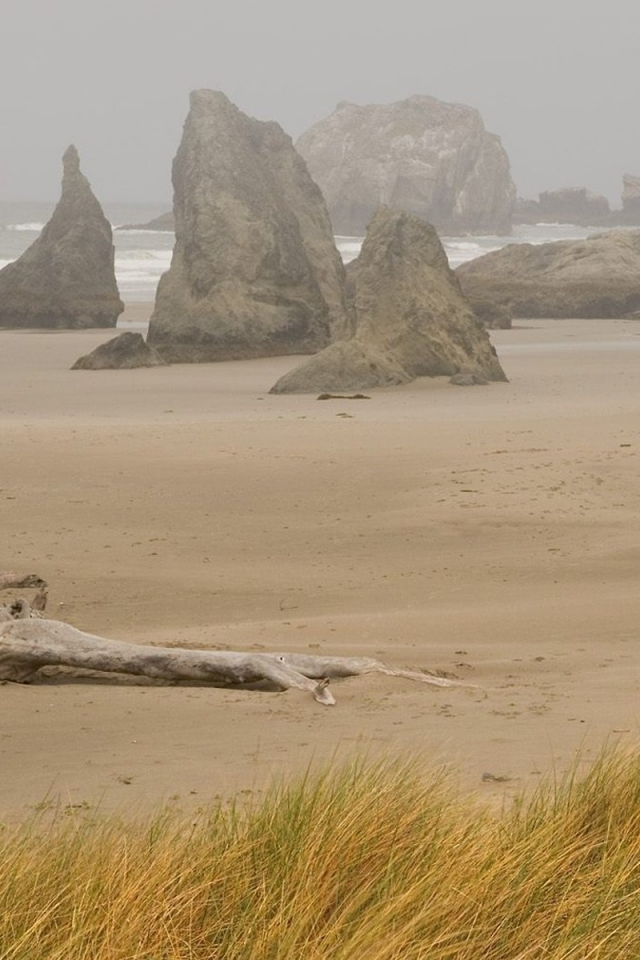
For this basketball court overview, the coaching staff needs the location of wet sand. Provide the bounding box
[2,309,640,817]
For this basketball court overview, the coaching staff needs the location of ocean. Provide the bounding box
[0,200,602,303]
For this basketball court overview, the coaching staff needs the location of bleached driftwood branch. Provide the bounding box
[0,573,48,623]
[0,572,48,592]
[0,576,464,706]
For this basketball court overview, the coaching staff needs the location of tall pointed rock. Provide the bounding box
[0,146,123,329]
[270,208,507,393]
[147,90,350,362]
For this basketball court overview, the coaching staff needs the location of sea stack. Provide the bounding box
[270,208,507,393]
[0,146,123,329]
[513,188,610,226]
[296,96,516,236]
[457,230,640,319]
[147,90,350,362]
[620,175,640,224]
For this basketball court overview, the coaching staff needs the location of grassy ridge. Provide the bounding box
[2,751,640,958]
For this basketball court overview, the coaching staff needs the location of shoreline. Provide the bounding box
[2,312,640,817]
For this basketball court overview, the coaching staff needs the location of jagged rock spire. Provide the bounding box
[270,208,507,393]
[147,89,350,362]
[0,146,123,329]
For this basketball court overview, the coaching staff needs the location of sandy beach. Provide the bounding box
[2,306,640,818]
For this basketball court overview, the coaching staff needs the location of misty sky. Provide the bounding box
[2,0,638,205]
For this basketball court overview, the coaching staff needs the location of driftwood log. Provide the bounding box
[0,574,464,706]
[0,572,48,592]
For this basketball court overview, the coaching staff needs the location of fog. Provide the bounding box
[2,0,638,205]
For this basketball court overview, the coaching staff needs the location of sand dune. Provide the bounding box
[1,312,640,817]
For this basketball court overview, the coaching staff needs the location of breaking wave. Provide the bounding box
[113,228,175,236]
[5,222,45,232]
[115,249,172,298]
[335,236,364,264]
[442,239,505,268]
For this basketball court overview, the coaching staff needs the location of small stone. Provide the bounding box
[72,332,166,370]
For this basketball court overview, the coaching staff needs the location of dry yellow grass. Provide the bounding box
[2,749,640,958]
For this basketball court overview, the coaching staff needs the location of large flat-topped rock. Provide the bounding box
[0,146,123,329]
[457,230,640,318]
[271,208,506,393]
[147,90,350,362]
[296,96,516,236]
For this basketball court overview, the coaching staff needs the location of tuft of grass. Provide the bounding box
[3,750,640,957]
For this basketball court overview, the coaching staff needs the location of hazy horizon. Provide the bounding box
[2,0,638,206]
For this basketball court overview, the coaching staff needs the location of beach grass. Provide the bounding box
[2,749,640,958]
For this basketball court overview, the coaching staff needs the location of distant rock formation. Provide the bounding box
[295,96,516,236]
[514,188,610,226]
[116,211,175,232]
[71,332,166,369]
[540,188,609,223]
[512,198,541,224]
[619,175,640,224]
[147,90,350,362]
[514,177,640,228]
[0,146,123,329]
[270,208,507,394]
[457,230,640,318]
